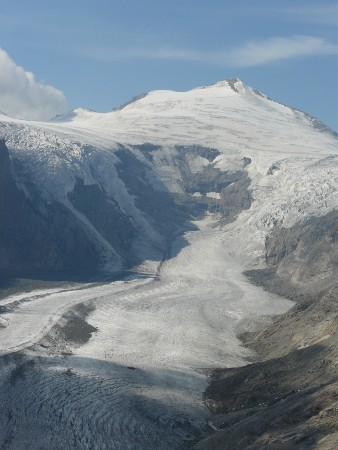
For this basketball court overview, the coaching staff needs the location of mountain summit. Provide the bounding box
[48,78,337,145]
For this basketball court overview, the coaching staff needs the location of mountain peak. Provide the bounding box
[201,77,246,93]
[51,107,96,122]
[115,93,149,111]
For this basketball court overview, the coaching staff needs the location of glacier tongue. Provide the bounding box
[0,214,294,449]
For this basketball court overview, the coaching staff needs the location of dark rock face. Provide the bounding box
[171,145,252,223]
[175,145,221,163]
[68,177,136,258]
[293,109,338,138]
[226,78,241,93]
[0,140,99,278]
[115,92,148,110]
[0,139,12,189]
[131,143,162,163]
[246,211,338,298]
[219,176,252,223]
[184,166,243,195]
[115,147,189,235]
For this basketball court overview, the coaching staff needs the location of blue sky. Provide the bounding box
[0,0,337,130]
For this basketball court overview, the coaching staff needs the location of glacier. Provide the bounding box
[0,78,337,449]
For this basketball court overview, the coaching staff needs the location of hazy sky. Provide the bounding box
[0,0,337,130]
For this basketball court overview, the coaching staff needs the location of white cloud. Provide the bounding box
[0,48,67,121]
[226,35,338,67]
[81,46,203,63]
[81,35,338,68]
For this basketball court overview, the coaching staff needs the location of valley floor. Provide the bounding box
[0,215,293,449]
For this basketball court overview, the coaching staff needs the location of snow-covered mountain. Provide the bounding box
[2,78,338,449]
[0,77,337,278]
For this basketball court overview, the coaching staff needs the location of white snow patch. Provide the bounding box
[206,192,221,199]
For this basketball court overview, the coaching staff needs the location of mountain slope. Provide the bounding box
[1,79,338,449]
[0,139,100,277]
[0,78,337,278]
